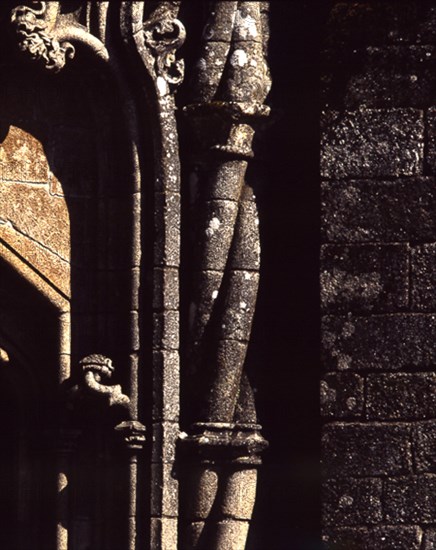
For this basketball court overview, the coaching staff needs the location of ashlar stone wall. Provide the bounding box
[321,2,436,548]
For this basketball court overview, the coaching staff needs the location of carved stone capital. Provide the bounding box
[180,422,268,466]
[183,101,271,160]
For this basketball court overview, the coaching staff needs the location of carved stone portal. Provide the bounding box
[0,2,271,549]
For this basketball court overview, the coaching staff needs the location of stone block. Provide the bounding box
[204,161,247,201]
[152,350,180,422]
[321,178,436,243]
[151,421,179,464]
[197,199,239,271]
[321,372,364,419]
[413,421,436,473]
[189,269,223,343]
[322,45,436,109]
[321,244,409,313]
[210,520,250,550]
[323,526,423,550]
[221,469,257,520]
[229,198,260,271]
[153,310,180,351]
[367,373,436,420]
[0,125,50,184]
[321,109,423,179]
[322,314,436,372]
[385,475,436,524]
[423,529,436,550]
[323,478,382,526]
[154,192,181,268]
[153,267,179,311]
[324,2,436,49]
[221,270,259,342]
[150,517,178,550]
[150,462,179,517]
[322,423,412,477]
[0,181,70,262]
[411,244,436,311]
[425,108,436,174]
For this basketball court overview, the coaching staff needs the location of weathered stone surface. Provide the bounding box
[229,197,260,271]
[321,109,423,179]
[154,192,181,268]
[151,462,179,517]
[321,178,436,243]
[425,108,436,174]
[323,478,382,526]
[322,45,436,109]
[204,161,246,201]
[150,518,178,550]
[151,422,179,464]
[321,372,364,419]
[413,421,436,474]
[322,314,436,371]
[321,244,408,313]
[0,180,70,261]
[221,270,259,342]
[367,373,436,420]
[411,244,436,311]
[183,466,218,521]
[221,469,257,520]
[0,220,70,298]
[323,526,423,550]
[152,350,180,422]
[0,125,49,183]
[324,2,436,48]
[423,529,436,550]
[385,475,436,523]
[211,520,250,549]
[153,267,179,311]
[189,269,223,343]
[153,310,180,350]
[322,423,412,477]
[197,199,239,271]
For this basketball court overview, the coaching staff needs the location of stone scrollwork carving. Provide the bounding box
[78,354,130,408]
[142,4,186,93]
[11,2,75,73]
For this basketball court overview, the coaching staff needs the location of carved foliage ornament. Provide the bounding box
[142,5,186,90]
[11,2,75,73]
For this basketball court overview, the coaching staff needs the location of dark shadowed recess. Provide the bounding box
[247,2,327,549]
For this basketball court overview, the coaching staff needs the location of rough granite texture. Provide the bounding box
[322,2,436,547]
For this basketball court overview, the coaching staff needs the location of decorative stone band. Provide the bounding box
[115,420,147,452]
[184,101,270,160]
[179,422,268,466]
